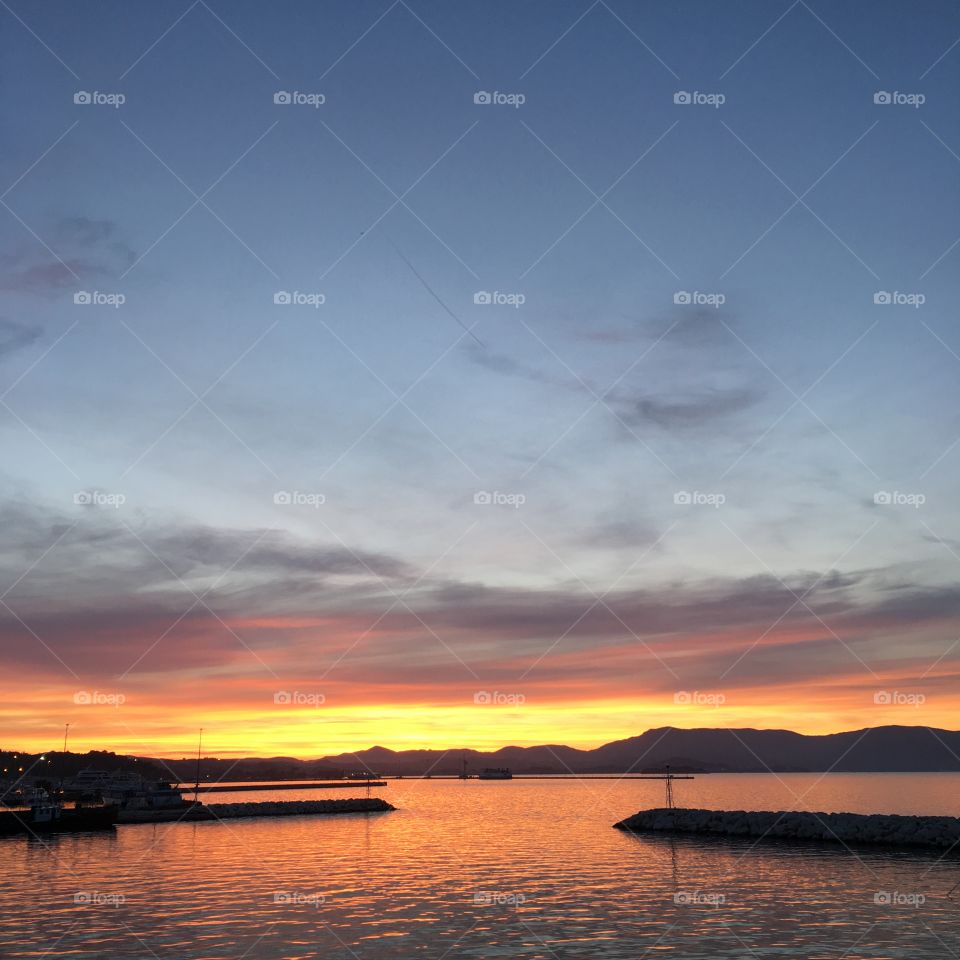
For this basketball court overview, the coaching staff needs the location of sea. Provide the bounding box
[2,773,960,958]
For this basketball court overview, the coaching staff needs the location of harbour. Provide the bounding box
[3,773,960,959]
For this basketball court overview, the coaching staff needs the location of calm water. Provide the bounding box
[3,774,960,958]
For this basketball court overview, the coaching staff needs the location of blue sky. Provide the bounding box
[1,0,959,752]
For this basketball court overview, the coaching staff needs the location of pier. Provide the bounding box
[614,807,960,850]
[119,797,394,824]
[180,781,387,793]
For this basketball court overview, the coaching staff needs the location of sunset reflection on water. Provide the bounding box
[2,775,959,958]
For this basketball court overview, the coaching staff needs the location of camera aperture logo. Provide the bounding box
[473,291,525,308]
[274,490,325,507]
[274,290,325,307]
[74,290,125,308]
[74,91,125,108]
[474,690,526,706]
[674,291,724,308]
[874,891,925,907]
[273,891,326,907]
[873,290,924,308]
[473,891,526,906]
[474,490,525,508]
[674,890,725,906]
[74,490,125,509]
[873,490,924,509]
[673,490,725,508]
[473,90,525,108]
[74,891,126,907]
[873,690,925,708]
[873,91,924,108]
[674,690,726,708]
[74,690,126,708]
[674,91,725,108]
[273,91,325,108]
[274,690,326,707]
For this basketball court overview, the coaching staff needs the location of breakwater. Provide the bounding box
[182,781,387,793]
[614,807,960,850]
[119,798,394,824]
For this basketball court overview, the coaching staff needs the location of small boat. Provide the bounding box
[478,767,512,780]
[105,780,202,823]
[62,767,111,799]
[0,792,117,837]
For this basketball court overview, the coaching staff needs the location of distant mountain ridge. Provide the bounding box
[319,726,960,775]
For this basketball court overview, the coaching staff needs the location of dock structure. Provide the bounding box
[117,797,394,824]
[183,781,387,794]
[614,807,960,850]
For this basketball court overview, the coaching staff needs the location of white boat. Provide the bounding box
[104,779,192,810]
[63,767,111,798]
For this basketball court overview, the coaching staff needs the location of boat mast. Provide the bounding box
[193,728,203,803]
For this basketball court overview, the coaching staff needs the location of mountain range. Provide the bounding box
[134,725,960,778]
[316,725,960,775]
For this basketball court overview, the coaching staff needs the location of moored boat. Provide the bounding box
[478,768,512,780]
[105,779,203,823]
[0,793,117,837]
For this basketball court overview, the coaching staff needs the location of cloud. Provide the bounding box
[0,319,42,358]
[462,342,578,391]
[0,502,414,612]
[577,515,661,550]
[0,216,136,295]
[2,498,959,705]
[612,386,763,430]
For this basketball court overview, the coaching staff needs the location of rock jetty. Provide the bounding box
[206,798,394,819]
[118,797,394,824]
[614,807,960,850]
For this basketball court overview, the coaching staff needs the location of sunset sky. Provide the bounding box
[1,0,959,758]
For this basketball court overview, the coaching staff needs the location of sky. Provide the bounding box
[1,0,959,759]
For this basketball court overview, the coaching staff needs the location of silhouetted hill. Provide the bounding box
[12,727,957,783]
[141,755,343,782]
[321,726,960,774]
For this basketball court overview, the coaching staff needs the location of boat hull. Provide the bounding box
[0,805,117,837]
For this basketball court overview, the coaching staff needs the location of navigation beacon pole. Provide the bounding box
[638,764,695,810]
